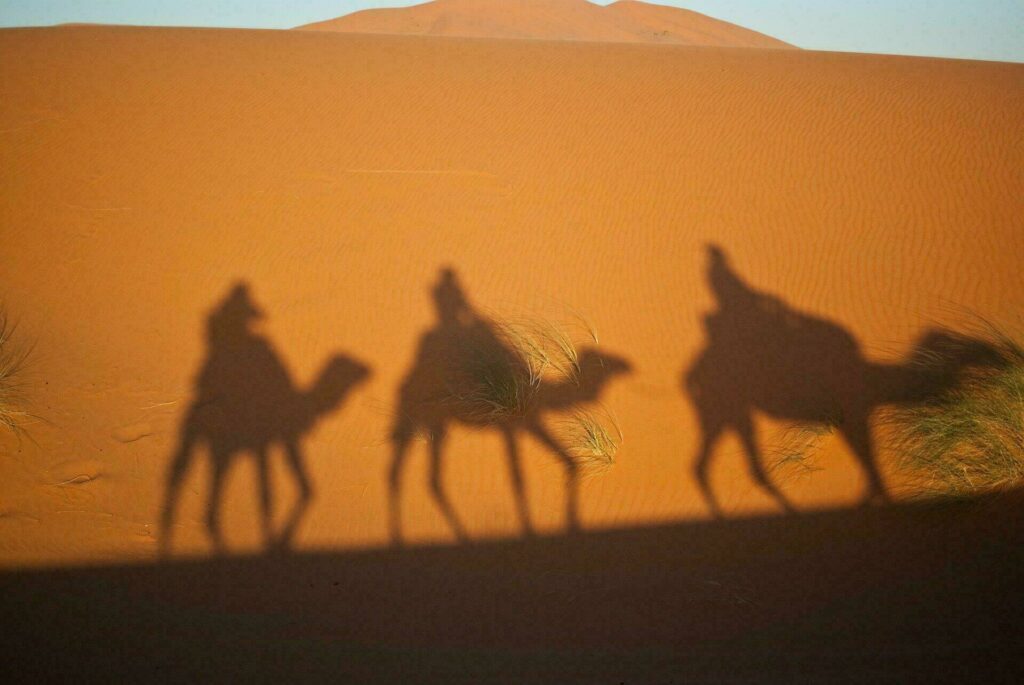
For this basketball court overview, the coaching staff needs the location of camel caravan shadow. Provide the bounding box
[388,268,632,544]
[683,245,1005,517]
[160,283,371,555]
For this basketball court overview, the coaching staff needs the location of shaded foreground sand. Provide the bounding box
[3,491,1023,681]
[1,25,1022,568]
[297,0,794,48]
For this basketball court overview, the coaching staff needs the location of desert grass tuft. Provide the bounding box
[447,351,537,422]
[440,317,543,422]
[499,315,592,386]
[449,313,596,421]
[536,320,582,384]
[888,322,1024,496]
[0,312,31,435]
[559,409,622,474]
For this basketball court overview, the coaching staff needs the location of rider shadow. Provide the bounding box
[160,282,371,555]
[388,267,632,545]
[683,245,1004,517]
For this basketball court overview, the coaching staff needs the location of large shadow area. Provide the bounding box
[684,245,1004,517]
[388,268,631,544]
[160,283,371,554]
[3,492,1023,682]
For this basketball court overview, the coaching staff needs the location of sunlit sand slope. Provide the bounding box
[1,25,1021,566]
[296,0,794,48]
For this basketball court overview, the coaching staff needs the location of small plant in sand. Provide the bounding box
[766,422,831,485]
[888,323,1024,496]
[443,323,542,422]
[0,312,31,434]
[500,316,593,386]
[559,409,623,474]
[450,352,537,421]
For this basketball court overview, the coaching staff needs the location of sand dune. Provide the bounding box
[296,0,794,48]
[1,25,1021,567]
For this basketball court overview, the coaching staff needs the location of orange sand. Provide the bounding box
[1,24,1021,567]
[297,0,794,48]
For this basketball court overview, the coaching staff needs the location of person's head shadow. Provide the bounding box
[387,267,632,545]
[160,282,371,556]
[433,267,472,327]
[683,245,1004,518]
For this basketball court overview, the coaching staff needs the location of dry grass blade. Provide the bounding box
[766,422,831,485]
[438,317,542,422]
[559,409,622,474]
[450,313,593,421]
[888,323,1024,497]
[522,319,581,385]
[507,313,598,386]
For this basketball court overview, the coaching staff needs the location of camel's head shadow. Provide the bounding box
[306,354,373,420]
[572,348,633,394]
[578,347,632,377]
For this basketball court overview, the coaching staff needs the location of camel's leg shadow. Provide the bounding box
[735,415,797,515]
[501,426,534,537]
[275,440,314,550]
[693,421,726,519]
[526,420,580,534]
[160,419,202,557]
[427,424,469,543]
[840,409,890,506]
[256,447,275,549]
[388,426,416,546]
[205,453,229,554]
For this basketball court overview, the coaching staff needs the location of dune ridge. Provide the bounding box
[296,0,794,48]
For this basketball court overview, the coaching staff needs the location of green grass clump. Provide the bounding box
[0,313,30,434]
[559,410,622,473]
[889,327,1024,496]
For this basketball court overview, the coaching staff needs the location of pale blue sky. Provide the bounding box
[1,1,1021,63]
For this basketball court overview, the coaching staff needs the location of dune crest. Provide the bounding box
[295,0,794,48]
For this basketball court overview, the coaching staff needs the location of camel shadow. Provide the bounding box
[388,267,632,544]
[683,245,1004,517]
[160,282,371,555]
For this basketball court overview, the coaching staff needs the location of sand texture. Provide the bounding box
[1,25,1022,568]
